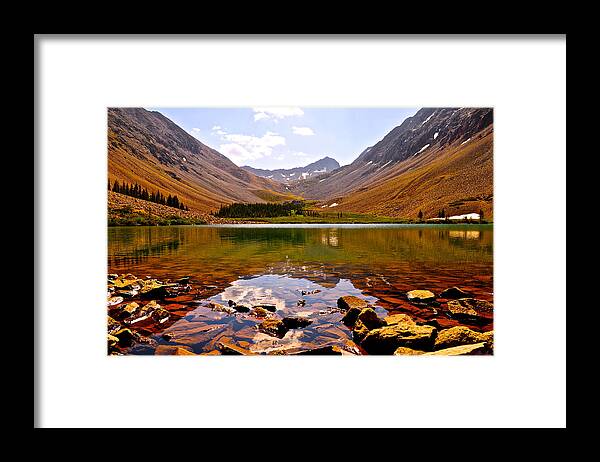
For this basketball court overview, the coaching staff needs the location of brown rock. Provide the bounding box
[357,308,385,330]
[217,341,257,355]
[337,295,368,311]
[107,334,119,349]
[233,304,251,313]
[251,307,270,318]
[155,345,196,355]
[341,307,361,327]
[424,342,491,356]
[107,316,121,335]
[406,290,436,303]
[282,316,313,329]
[447,298,493,320]
[434,326,493,350]
[296,345,343,355]
[440,287,470,299]
[258,319,288,338]
[361,323,437,354]
[352,319,371,344]
[253,304,277,312]
[384,313,415,326]
[393,347,425,355]
[113,328,138,346]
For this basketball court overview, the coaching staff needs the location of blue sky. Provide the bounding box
[148,107,418,170]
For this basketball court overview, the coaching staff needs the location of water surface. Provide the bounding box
[108,224,493,354]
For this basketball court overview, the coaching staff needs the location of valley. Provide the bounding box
[108,107,493,223]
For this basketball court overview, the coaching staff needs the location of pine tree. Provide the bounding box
[418,210,423,220]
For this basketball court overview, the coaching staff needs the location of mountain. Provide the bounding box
[291,108,493,219]
[242,157,340,184]
[108,108,294,213]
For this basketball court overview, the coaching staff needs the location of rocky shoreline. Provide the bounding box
[107,274,493,356]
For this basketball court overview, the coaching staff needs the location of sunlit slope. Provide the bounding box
[333,125,493,219]
[108,108,292,213]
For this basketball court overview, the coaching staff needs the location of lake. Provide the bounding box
[108,224,493,354]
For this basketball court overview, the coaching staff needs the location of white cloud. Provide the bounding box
[292,126,315,136]
[218,131,286,164]
[211,126,227,136]
[191,127,201,133]
[253,107,304,122]
[292,151,310,157]
[211,125,221,130]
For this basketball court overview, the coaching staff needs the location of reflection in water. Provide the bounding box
[110,224,493,353]
[153,274,382,354]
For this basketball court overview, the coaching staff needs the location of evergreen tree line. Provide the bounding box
[213,201,305,218]
[109,179,188,211]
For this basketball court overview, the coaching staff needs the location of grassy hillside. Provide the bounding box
[331,126,493,220]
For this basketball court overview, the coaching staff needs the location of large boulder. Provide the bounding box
[361,323,437,354]
[440,287,470,299]
[447,298,493,320]
[434,326,493,350]
[384,313,415,326]
[357,308,385,330]
[424,342,491,356]
[258,319,288,338]
[352,320,371,343]
[341,307,362,327]
[406,290,436,303]
[337,296,368,311]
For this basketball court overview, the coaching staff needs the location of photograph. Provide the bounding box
[107,106,494,356]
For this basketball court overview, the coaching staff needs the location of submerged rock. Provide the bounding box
[424,342,491,356]
[151,306,171,324]
[121,301,140,318]
[126,300,160,325]
[233,304,251,313]
[440,287,470,299]
[337,295,368,311]
[406,290,436,303]
[209,301,237,315]
[107,296,124,307]
[446,298,493,320]
[282,316,313,329]
[113,328,138,346]
[251,307,270,318]
[434,326,493,350]
[361,323,437,354]
[258,319,288,338]
[107,334,119,349]
[393,347,425,355]
[217,341,257,355]
[253,304,277,312]
[107,316,121,335]
[155,345,196,355]
[296,345,343,355]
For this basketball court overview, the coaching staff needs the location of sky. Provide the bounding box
[148,107,419,170]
